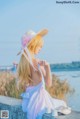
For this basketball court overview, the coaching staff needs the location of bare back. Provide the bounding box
[29,59,45,86]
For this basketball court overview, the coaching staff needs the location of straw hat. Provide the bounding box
[17,29,48,55]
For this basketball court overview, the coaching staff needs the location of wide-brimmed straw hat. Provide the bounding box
[17,29,48,55]
[17,29,48,71]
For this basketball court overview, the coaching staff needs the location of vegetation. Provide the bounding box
[46,74,74,99]
[0,71,74,99]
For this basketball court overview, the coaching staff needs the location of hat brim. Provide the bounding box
[17,29,48,55]
[37,29,48,37]
[27,29,48,46]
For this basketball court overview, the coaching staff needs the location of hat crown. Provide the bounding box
[21,30,36,48]
[27,30,36,37]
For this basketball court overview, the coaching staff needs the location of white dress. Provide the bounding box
[20,64,69,119]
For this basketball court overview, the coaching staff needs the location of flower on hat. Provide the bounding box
[21,34,32,48]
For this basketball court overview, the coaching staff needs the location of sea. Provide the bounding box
[53,70,80,111]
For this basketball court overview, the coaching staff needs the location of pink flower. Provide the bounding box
[21,34,31,48]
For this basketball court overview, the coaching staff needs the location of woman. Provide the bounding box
[17,29,71,119]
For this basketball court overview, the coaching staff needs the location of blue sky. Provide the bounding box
[0,0,80,65]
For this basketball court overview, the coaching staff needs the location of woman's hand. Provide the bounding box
[32,58,50,73]
[38,60,50,71]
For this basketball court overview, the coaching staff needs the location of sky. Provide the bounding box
[0,0,80,65]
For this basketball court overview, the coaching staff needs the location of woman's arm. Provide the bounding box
[45,64,52,87]
[39,60,52,87]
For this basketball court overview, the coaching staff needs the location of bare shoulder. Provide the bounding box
[29,58,40,72]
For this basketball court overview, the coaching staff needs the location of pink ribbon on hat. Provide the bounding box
[21,35,32,48]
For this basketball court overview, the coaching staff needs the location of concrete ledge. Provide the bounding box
[0,95,80,119]
[0,95,22,106]
[0,95,26,119]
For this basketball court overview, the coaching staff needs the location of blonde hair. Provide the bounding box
[17,35,44,90]
[28,35,44,53]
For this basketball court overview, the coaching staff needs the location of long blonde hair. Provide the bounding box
[17,35,44,90]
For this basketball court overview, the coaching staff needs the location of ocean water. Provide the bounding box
[53,70,80,111]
